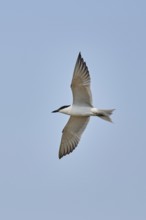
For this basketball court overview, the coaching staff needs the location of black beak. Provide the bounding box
[52,109,58,113]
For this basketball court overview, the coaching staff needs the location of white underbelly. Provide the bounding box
[69,106,93,116]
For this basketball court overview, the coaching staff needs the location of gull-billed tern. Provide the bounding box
[52,53,114,159]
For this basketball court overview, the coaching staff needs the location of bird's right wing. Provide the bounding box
[71,53,93,107]
[59,116,90,159]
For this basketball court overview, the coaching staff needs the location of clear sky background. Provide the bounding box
[0,1,146,220]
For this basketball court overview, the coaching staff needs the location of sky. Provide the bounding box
[0,0,146,219]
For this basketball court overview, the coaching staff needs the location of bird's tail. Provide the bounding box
[94,109,115,122]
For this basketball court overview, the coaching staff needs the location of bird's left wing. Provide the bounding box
[59,116,90,159]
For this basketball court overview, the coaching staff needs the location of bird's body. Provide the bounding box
[58,105,113,118]
[59,105,93,116]
[52,53,114,159]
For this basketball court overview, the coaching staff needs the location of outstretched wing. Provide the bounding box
[71,53,93,107]
[59,116,90,159]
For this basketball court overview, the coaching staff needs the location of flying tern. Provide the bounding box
[52,53,114,159]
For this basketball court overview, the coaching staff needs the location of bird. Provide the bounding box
[52,53,114,159]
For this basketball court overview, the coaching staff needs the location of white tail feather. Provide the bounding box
[94,109,115,122]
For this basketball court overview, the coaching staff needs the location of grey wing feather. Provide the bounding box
[71,53,93,107]
[59,116,90,159]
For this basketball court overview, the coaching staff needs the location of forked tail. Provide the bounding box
[95,109,115,122]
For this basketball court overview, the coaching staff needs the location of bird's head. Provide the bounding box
[52,105,70,113]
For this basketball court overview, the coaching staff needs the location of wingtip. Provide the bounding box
[58,152,63,159]
[78,52,82,57]
[58,155,62,159]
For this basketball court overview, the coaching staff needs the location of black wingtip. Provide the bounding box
[78,52,82,57]
[58,154,63,159]
[77,52,83,63]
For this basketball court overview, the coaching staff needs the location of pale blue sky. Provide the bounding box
[0,0,146,219]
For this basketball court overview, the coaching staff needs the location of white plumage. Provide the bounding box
[52,53,114,159]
